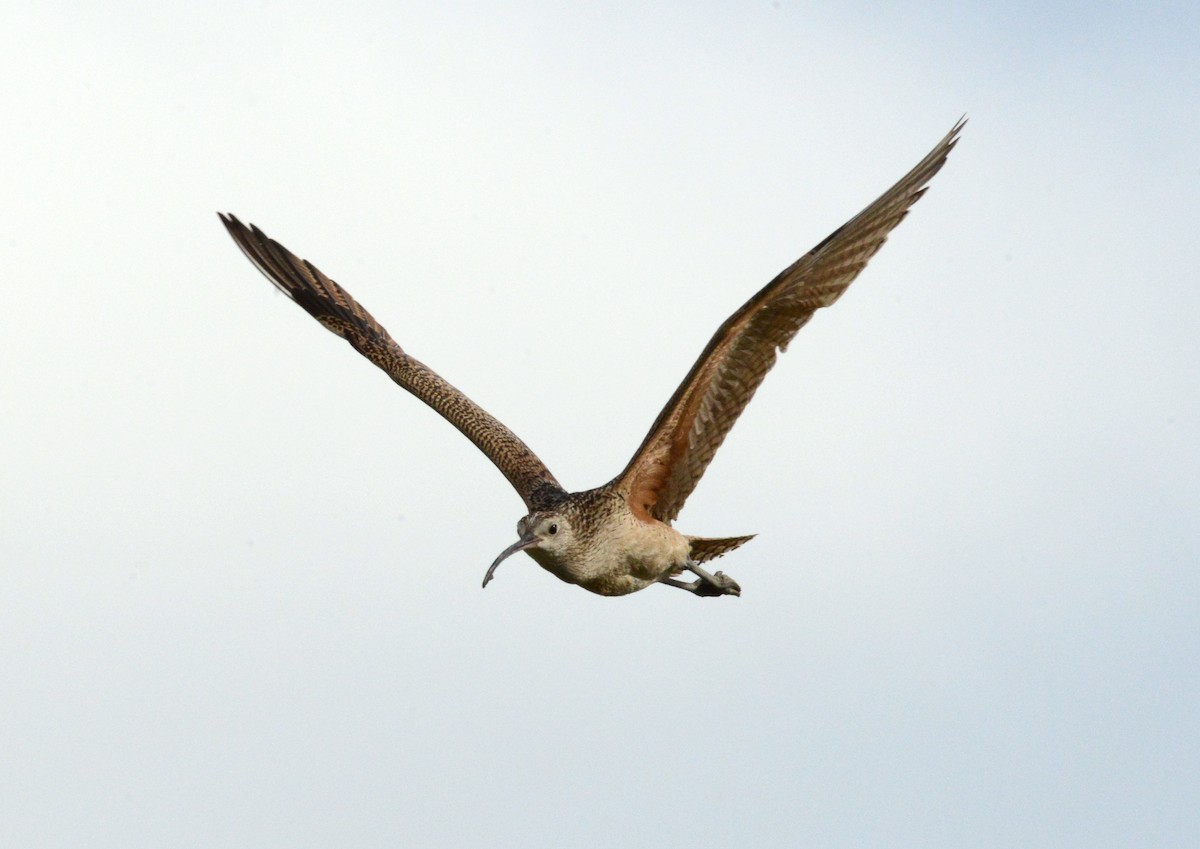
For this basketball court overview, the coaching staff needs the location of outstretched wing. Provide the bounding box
[615,119,964,522]
[220,214,565,511]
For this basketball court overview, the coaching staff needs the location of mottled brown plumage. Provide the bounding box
[615,119,965,524]
[220,119,962,597]
[221,213,565,512]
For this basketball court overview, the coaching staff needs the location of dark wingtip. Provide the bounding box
[944,115,968,152]
[218,212,248,239]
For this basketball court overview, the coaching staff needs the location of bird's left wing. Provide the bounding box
[220,214,565,511]
[614,119,964,523]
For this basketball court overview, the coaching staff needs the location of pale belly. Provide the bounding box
[528,518,691,597]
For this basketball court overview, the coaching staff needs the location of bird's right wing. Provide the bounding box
[614,119,964,523]
[220,214,566,511]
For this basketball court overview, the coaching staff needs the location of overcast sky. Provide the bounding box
[2,2,1197,847]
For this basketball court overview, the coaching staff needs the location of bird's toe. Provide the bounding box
[712,571,741,596]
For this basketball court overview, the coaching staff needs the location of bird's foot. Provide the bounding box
[658,562,741,597]
[695,571,741,597]
[686,560,741,597]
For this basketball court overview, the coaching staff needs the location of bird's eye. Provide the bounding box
[548,523,558,535]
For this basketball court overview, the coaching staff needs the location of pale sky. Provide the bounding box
[2,2,1197,847]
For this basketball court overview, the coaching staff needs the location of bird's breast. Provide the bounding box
[531,515,690,596]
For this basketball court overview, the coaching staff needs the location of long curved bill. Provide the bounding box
[482,534,539,588]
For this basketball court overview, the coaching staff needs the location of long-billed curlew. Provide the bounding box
[220,119,962,598]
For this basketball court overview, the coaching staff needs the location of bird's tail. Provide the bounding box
[686,534,755,564]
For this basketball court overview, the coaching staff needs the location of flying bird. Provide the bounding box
[220,119,962,598]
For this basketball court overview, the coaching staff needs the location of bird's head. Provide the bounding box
[482,510,576,588]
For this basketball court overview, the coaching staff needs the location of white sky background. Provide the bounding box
[2,1,1197,846]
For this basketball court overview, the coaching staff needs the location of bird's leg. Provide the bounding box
[658,576,706,594]
[658,561,741,597]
